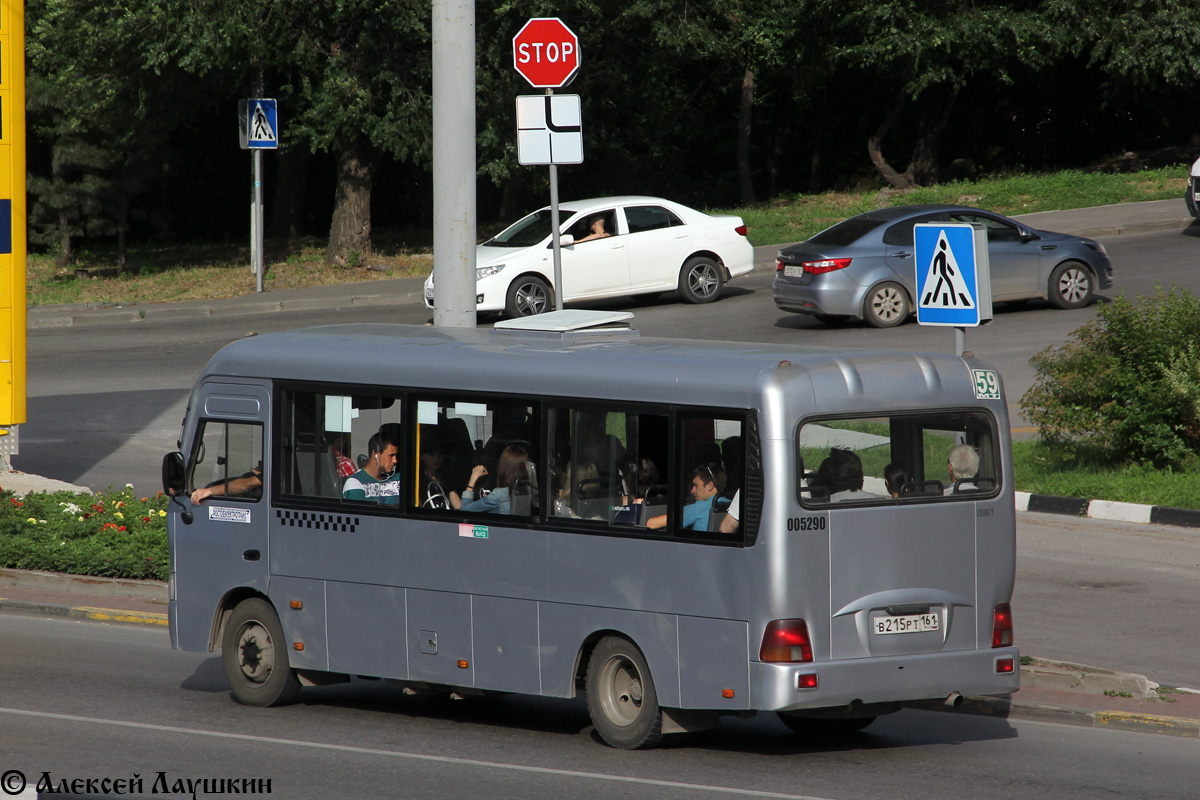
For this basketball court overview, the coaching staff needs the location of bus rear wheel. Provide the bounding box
[586,636,663,749]
[222,597,301,707]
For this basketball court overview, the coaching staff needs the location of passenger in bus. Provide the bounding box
[812,447,878,502]
[419,443,462,510]
[553,459,598,517]
[342,430,402,505]
[646,463,725,530]
[461,443,529,515]
[612,458,659,524]
[946,443,980,494]
[718,489,740,533]
[884,463,909,498]
[191,464,262,504]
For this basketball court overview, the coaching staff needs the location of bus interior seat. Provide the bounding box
[510,479,533,516]
[952,476,997,494]
[638,503,667,526]
[901,480,944,497]
[707,492,735,531]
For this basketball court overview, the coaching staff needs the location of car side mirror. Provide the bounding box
[162,451,186,496]
[1019,228,1039,242]
[559,234,575,246]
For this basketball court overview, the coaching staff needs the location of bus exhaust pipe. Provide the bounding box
[944,692,963,708]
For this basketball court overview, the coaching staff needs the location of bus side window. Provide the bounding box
[677,414,743,534]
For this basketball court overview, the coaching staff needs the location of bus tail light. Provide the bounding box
[992,603,1014,648]
[760,619,813,663]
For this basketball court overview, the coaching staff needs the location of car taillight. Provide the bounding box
[735,224,748,236]
[992,603,1014,648]
[775,257,784,271]
[804,258,852,275]
[760,619,813,663]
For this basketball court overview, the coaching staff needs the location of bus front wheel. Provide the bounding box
[222,597,301,707]
[586,636,663,749]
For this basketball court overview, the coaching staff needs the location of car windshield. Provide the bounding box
[808,217,886,247]
[484,208,576,248]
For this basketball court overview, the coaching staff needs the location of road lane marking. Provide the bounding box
[0,706,833,799]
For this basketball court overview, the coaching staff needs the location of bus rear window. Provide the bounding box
[797,412,999,506]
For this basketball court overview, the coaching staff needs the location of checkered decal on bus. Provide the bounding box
[276,509,360,533]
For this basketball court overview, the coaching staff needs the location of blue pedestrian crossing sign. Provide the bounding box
[239,98,279,150]
[914,222,992,327]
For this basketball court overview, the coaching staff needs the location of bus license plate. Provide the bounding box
[874,614,939,635]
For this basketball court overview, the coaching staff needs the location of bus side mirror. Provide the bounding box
[162,451,186,496]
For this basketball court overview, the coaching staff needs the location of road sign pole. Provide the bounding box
[546,89,564,311]
[253,149,264,293]
[432,0,477,328]
[955,326,965,357]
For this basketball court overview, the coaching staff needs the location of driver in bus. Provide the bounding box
[342,429,402,505]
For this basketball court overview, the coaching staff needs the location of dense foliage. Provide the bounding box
[1020,288,1200,469]
[0,487,169,580]
[22,1,1200,263]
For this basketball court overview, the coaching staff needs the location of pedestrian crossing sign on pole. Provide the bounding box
[914,222,992,327]
[239,98,279,150]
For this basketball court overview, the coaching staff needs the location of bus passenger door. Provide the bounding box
[174,384,271,652]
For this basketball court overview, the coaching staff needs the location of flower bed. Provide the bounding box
[0,486,169,580]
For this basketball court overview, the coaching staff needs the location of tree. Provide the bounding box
[827,0,1049,188]
[26,0,205,266]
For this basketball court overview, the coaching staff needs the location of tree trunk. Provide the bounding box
[116,192,128,271]
[906,83,962,186]
[53,156,73,268]
[269,146,310,242]
[736,67,756,205]
[326,138,376,267]
[810,93,829,192]
[867,88,914,190]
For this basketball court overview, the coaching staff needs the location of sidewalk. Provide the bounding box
[1,566,1197,739]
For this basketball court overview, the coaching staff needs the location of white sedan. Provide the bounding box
[424,196,754,317]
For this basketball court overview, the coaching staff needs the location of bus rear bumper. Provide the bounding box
[750,647,1020,712]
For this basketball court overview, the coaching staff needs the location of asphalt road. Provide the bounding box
[0,615,1195,800]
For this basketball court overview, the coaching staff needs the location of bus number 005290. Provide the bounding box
[787,516,826,531]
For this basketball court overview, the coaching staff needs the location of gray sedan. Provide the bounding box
[773,204,1114,327]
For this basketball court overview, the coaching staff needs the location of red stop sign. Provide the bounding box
[512,18,580,89]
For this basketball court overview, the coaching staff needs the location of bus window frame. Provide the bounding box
[187,418,265,505]
[270,380,759,547]
[795,408,1002,509]
[274,381,406,515]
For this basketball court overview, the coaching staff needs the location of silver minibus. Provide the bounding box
[162,312,1018,749]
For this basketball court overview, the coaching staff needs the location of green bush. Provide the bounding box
[1020,287,1200,468]
[0,487,169,580]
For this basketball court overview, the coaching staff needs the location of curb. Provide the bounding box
[926,694,1200,739]
[1016,492,1200,529]
[0,598,167,627]
[26,289,425,330]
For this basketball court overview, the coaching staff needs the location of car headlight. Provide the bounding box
[1084,241,1107,256]
[476,264,506,280]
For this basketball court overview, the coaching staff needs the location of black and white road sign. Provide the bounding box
[516,94,583,165]
[914,223,992,327]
